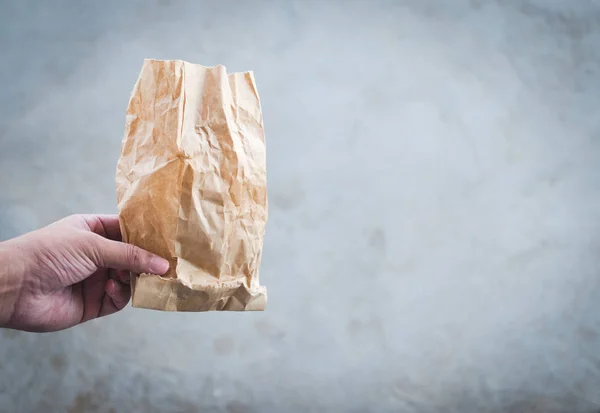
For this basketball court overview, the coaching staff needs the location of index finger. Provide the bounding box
[81,214,123,241]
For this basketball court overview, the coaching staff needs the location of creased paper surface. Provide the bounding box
[116,59,267,311]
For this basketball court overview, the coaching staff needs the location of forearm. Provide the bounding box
[0,240,28,327]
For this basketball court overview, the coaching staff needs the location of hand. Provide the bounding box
[0,214,169,332]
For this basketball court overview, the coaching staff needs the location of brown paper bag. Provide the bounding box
[116,59,268,311]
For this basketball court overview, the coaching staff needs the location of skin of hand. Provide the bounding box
[0,214,169,332]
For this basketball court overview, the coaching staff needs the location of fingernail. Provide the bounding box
[149,256,170,274]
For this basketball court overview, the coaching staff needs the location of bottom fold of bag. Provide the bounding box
[131,273,267,312]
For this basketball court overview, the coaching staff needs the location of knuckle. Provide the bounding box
[67,214,85,224]
[61,214,89,230]
[83,233,103,266]
[126,244,142,270]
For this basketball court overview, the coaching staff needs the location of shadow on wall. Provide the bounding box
[59,378,600,413]
[443,392,599,413]
[2,330,600,413]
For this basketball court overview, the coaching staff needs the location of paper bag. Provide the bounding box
[116,59,268,311]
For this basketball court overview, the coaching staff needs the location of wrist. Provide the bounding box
[0,240,29,328]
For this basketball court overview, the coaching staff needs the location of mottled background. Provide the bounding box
[1,0,600,412]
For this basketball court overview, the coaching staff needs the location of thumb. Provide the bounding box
[90,236,170,275]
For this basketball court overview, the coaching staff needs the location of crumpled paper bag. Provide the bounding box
[116,59,268,311]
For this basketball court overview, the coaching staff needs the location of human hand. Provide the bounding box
[0,214,169,332]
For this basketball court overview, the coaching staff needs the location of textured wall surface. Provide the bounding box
[1,1,600,412]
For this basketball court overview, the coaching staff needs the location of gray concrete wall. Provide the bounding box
[1,1,600,412]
